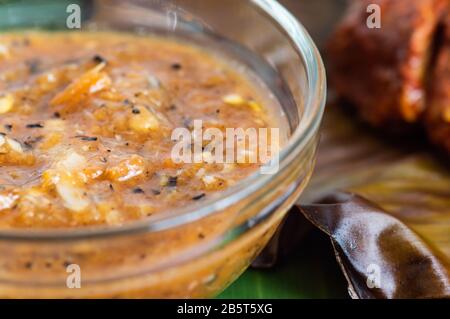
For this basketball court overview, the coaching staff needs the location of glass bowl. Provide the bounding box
[0,0,325,298]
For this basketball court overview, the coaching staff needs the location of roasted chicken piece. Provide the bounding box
[328,0,446,127]
[426,11,450,153]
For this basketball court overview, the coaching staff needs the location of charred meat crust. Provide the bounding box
[425,11,450,153]
[328,0,447,127]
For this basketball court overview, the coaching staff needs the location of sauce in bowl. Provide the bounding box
[0,31,282,228]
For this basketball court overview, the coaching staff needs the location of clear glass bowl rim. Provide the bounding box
[0,0,326,240]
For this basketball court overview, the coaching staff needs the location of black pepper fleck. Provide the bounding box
[26,123,44,128]
[93,54,106,64]
[171,63,182,70]
[167,176,178,187]
[132,187,145,194]
[23,136,43,149]
[75,135,98,141]
[192,193,206,201]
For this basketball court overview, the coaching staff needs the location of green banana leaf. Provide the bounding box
[218,230,348,299]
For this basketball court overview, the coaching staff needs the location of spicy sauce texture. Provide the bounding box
[0,31,277,228]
